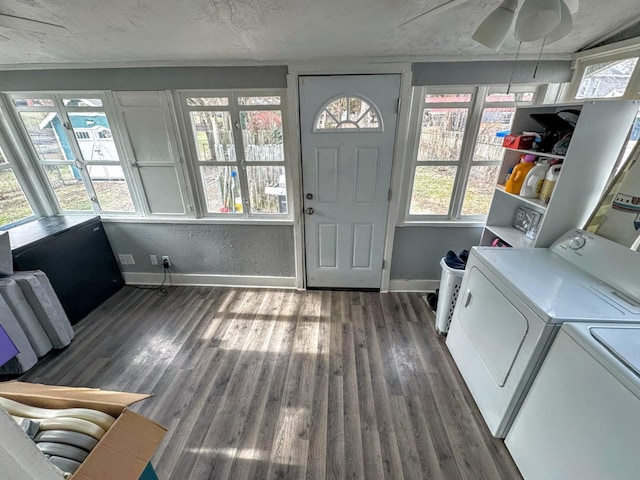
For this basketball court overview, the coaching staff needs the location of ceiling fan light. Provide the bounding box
[515,0,562,42]
[472,0,517,50]
[546,0,573,44]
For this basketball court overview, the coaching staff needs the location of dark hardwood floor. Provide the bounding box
[21,286,522,480]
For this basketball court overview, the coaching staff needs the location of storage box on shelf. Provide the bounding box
[481,100,639,248]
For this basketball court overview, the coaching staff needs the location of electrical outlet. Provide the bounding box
[118,254,128,265]
[125,254,135,265]
[150,255,158,266]
[162,256,171,267]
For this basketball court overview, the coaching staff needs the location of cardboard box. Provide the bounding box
[0,381,167,480]
[502,134,536,150]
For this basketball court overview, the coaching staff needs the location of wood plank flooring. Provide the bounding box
[21,286,522,480]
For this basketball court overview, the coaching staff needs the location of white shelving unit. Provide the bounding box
[481,100,639,248]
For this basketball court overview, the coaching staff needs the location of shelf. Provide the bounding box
[484,225,535,248]
[504,147,565,160]
[495,185,548,211]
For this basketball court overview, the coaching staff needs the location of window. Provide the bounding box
[565,46,640,102]
[406,86,537,221]
[12,94,136,214]
[0,142,35,227]
[575,57,639,100]
[314,95,381,131]
[180,91,289,217]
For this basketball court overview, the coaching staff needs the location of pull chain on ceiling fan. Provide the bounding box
[0,13,70,37]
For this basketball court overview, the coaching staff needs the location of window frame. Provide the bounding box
[563,45,640,101]
[8,92,141,216]
[177,89,291,220]
[402,84,540,223]
[0,130,39,229]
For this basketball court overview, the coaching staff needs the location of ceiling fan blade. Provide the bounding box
[0,14,70,36]
[399,0,472,27]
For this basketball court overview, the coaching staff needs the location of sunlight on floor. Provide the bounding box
[185,447,269,461]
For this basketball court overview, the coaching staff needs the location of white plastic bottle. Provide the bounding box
[520,159,550,198]
[538,165,562,203]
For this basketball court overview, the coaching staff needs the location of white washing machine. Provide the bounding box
[445,229,640,438]
[506,323,640,480]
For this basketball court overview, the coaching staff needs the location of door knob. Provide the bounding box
[305,207,314,215]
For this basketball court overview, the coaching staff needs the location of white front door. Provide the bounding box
[299,75,400,288]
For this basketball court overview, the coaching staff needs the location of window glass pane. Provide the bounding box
[485,91,535,102]
[62,98,103,107]
[576,57,639,99]
[68,112,119,162]
[189,111,236,162]
[240,110,284,162]
[461,165,499,216]
[12,98,54,107]
[474,107,516,161]
[44,164,92,211]
[247,166,287,214]
[417,108,468,162]
[315,96,380,131]
[237,96,281,106]
[186,97,229,106]
[19,111,72,162]
[0,168,33,226]
[200,166,242,213]
[425,93,472,103]
[87,165,134,212]
[409,166,457,215]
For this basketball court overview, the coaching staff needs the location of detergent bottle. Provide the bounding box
[505,155,536,194]
[538,164,562,203]
[520,158,550,198]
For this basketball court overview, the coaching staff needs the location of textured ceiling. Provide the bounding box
[0,0,638,66]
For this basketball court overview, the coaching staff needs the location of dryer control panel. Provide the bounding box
[552,229,640,305]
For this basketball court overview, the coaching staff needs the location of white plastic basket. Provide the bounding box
[435,257,465,335]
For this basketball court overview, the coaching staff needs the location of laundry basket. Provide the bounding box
[435,257,465,335]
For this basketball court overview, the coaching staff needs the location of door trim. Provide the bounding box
[287,65,413,291]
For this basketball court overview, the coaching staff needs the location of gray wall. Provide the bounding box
[390,226,483,280]
[0,66,288,91]
[412,60,573,86]
[103,222,295,277]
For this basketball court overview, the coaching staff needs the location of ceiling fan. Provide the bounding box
[0,13,70,37]
[400,0,577,50]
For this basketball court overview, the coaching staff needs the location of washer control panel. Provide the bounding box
[551,229,640,305]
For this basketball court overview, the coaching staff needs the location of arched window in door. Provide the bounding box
[314,95,382,131]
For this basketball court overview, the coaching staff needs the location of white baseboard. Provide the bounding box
[123,272,297,289]
[388,279,440,292]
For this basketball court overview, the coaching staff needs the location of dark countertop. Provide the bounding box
[7,215,100,251]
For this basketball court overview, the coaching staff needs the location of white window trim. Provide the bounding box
[175,89,292,220]
[7,91,142,217]
[400,84,540,224]
[562,41,640,102]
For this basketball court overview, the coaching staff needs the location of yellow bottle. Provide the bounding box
[505,155,536,194]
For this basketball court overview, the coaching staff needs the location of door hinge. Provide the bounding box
[396,98,401,113]
[388,188,392,201]
[382,259,386,269]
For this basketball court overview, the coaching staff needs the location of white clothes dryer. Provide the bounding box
[445,229,640,437]
[506,323,640,480]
